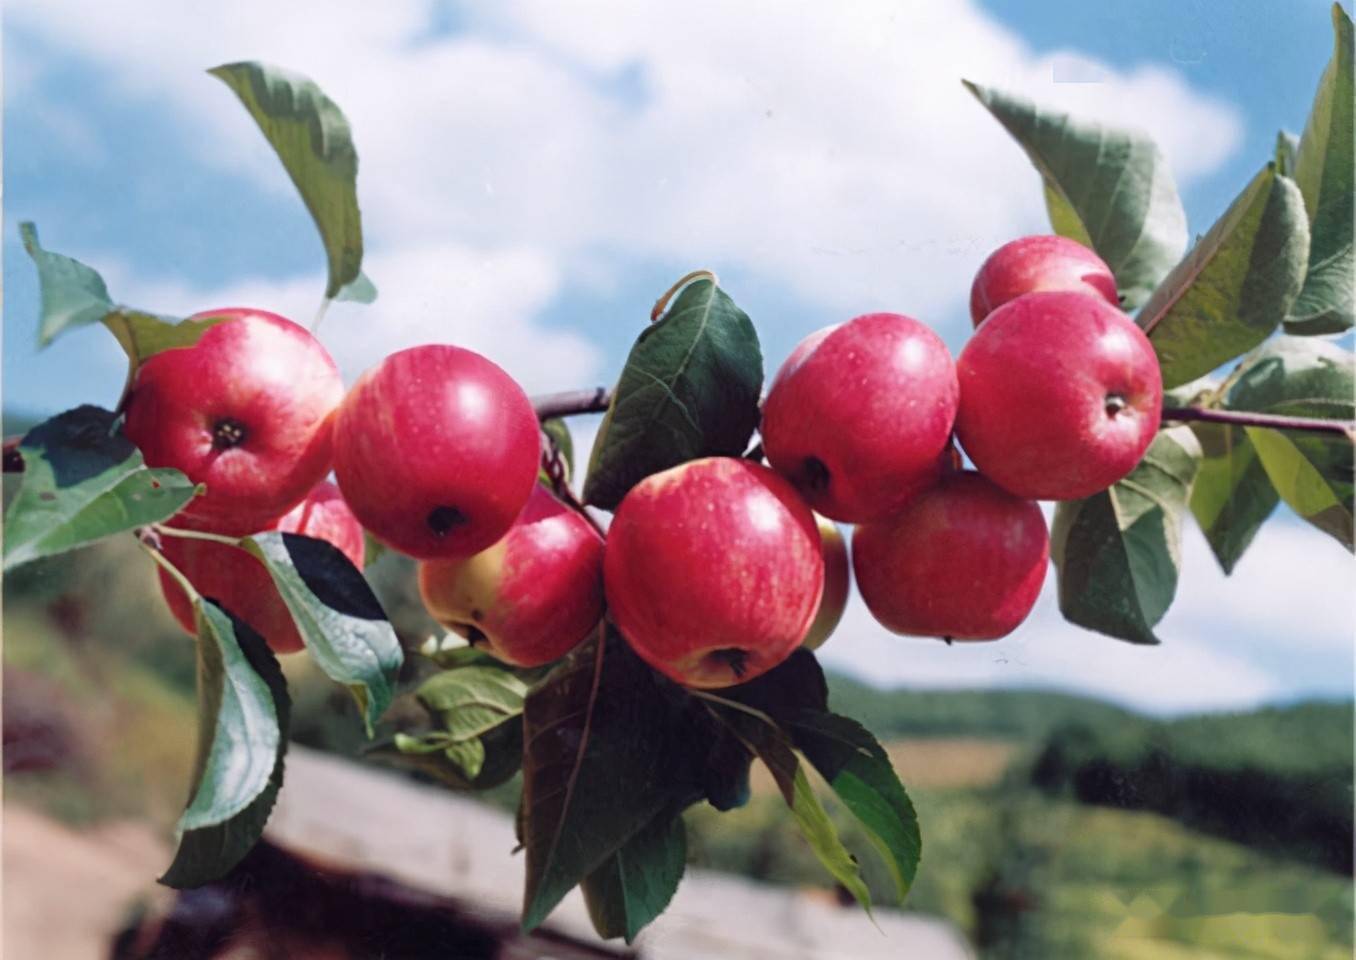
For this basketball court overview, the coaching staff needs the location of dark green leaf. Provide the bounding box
[520,628,706,932]
[964,81,1187,309]
[583,277,762,509]
[1187,422,1281,574]
[582,811,686,943]
[3,407,198,570]
[242,532,403,735]
[1223,337,1354,549]
[722,649,829,720]
[791,712,920,901]
[210,62,366,300]
[702,695,873,914]
[1139,164,1309,388]
[415,665,527,742]
[1051,427,1203,644]
[160,602,289,888]
[1288,3,1354,334]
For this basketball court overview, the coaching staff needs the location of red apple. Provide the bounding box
[418,485,604,667]
[853,471,1048,640]
[970,235,1119,325]
[955,291,1162,500]
[605,457,823,688]
[761,313,958,523]
[157,481,365,654]
[801,514,849,651]
[123,308,344,535]
[333,345,540,560]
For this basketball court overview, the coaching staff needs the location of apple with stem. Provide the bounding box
[418,484,605,668]
[157,480,365,654]
[955,291,1162,501]
[605,457,823,688]
[970,235,1119,325]
[123,308,344,536]
[761,313,958,523]
[853,470,1048,640]
[333,344,540,560]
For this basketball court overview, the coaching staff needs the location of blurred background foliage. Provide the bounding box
[4,409,1351,958]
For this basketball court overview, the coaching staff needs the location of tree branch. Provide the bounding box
[1160,406,1356,440]
[532,388,612,420]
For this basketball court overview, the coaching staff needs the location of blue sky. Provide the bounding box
[5,0,1351,713]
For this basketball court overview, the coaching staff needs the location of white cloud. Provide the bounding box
[10,0,1244,344]
[104,242,602,393]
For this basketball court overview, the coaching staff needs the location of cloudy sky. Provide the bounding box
[6,0,1350,714]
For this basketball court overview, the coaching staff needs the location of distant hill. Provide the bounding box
[1031,699,1354,873]
[826,673,1139,742]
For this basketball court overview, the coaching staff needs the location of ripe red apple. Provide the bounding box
[123,308,345,536]
[333,345,540,561]
[801,514,849,651]
[605,457,823,688]
[955,291,1162,501]
[761,313,958,523]
[970,235,1119,325]
[418,485,604,667]
[853,471,1048,640]
[157,481,365,654]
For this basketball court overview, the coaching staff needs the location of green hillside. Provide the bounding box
[827,672,1139,741]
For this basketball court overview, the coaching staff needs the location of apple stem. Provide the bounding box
[312,297,332,333]
[150,524,243,547]
[650,269,720,323]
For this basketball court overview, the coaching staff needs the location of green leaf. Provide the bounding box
[334,270,378,304]
[1187,422,1281,574]
[442,738,487,780]
[964,81,1188,310]
[703,696,873,914]
[791,712,921,901]
[1051,427,1204,644]
[1222,337,1354,549]
[520,628,706,932]
[241,532,403,735]
[104,309,232,371]
[414,665,527,742]
[583,277,763,510]
[582,811,687,943]
[3,407,198,571]
[210,62,366,300]
[373,719,523,791]
[160,601,289,888]
[1287,3,1355,334]
[1139,164,1309,389]
[542,418,574,483]
[18,221,227,396]
[19,222,114,347]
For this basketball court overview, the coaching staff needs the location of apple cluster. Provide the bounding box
[133,235,1160,691]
